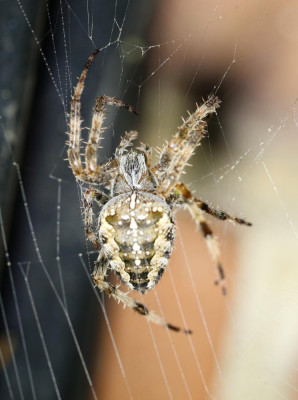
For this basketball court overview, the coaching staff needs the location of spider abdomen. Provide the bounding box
[99,192,176,293]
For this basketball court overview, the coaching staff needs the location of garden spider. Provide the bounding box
[67,49,251,334]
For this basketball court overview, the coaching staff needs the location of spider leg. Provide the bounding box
[136,142,153,166]
[92,253,192,334]
[86,96,138,170]
[189,203,227,295]
[68,50,110,184]
[173,183,252,226]
[115,130,138,158]
[154,95,220,197]
[68,50,138,185]
[83,187,108,248]
[68,49,100,181]
[95,95,139,116]
[169,183,252,294]
[84,98,107,179]
[83,95,139,183]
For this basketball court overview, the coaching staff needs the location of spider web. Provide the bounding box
[1,0,298,399]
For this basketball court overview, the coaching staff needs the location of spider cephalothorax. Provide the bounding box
[112,152,157,195]
[67,49,251,334]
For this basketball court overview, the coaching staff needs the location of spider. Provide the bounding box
[67,49,251,334]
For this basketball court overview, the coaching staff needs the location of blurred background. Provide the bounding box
[1,0,298,399]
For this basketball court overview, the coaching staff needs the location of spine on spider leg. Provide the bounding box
[156,95,220,196]
[68,49,100,175]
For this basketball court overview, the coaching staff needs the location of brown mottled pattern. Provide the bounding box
[103,192,174,292]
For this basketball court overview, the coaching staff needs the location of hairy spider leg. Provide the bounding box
[115,130,139,158]
[68,49,139,185]
[83,188,109,248]
[92,252,192,334]
[68,49,99,182]
[171,182,252,294]
[155,94,220,197]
